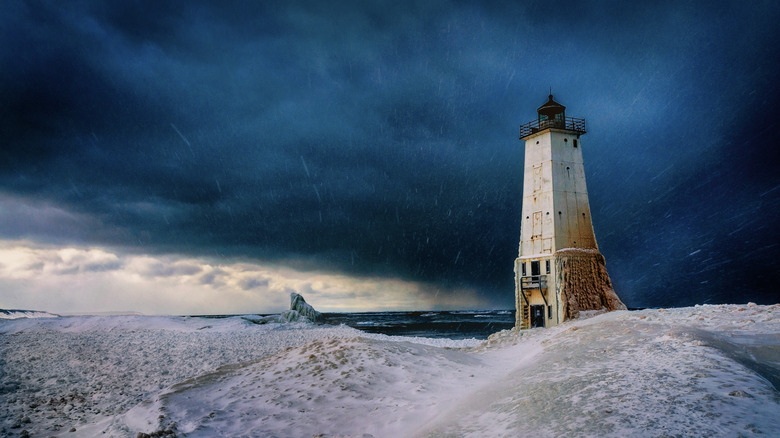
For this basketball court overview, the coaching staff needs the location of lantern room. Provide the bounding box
[537,94,566,129]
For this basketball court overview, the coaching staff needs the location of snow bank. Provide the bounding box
[119,337,487,437]
[423,304,780,437]
[0,316,360,436]
[1,304,779,437]
[0,309,59,319]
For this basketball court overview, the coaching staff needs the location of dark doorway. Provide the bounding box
[531,305,545,328]
[531,260,540,276]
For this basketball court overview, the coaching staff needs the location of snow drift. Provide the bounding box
[0,309,59,319]
[1,304,778,437]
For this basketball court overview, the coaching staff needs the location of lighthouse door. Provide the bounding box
[530,305,545,328]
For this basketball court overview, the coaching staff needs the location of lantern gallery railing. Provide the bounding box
[518,117,587,139]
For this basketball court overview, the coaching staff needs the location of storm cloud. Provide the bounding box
[1,0,779,311]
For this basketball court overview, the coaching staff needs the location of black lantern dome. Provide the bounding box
[537,94,566,127]
[518,93,587,139]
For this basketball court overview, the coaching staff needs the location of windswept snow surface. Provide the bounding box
[0,309,59,319]
[1,305,779,437]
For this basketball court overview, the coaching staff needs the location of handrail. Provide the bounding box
[521,275,549,308]
[520,274,547,287]
[519,117,587,139]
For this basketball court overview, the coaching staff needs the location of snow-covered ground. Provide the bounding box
[0,309,59,319]
[1,304,778,437]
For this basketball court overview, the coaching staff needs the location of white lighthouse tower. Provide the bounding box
[514,94,625,329]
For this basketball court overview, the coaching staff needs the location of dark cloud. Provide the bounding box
[1,0,779,308]
[240,277,270,291]
[198,268,226,286]
[141,262,202,278]
[82,259,124,273]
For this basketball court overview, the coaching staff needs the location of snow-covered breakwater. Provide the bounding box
[1,304,779,437]
[0,316,358,435]
[0,314,475,436]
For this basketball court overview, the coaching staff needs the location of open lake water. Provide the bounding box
[195,310,516,340]
[322,310,515,339]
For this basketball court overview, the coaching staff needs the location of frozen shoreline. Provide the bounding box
[1,304,779,437]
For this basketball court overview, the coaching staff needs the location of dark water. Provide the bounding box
[196,310,516,340]
[322,310,515,340]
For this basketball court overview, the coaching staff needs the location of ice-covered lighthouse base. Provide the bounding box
[555,248,626,320]
[515,248,626,329]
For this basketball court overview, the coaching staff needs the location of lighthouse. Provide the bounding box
[514,94,625,329]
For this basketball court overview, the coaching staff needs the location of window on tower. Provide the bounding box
[522,262,526,276]
[546,260,550,274]
[573,139,578,148]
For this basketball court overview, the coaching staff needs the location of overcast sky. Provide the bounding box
[1,0,778,314]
